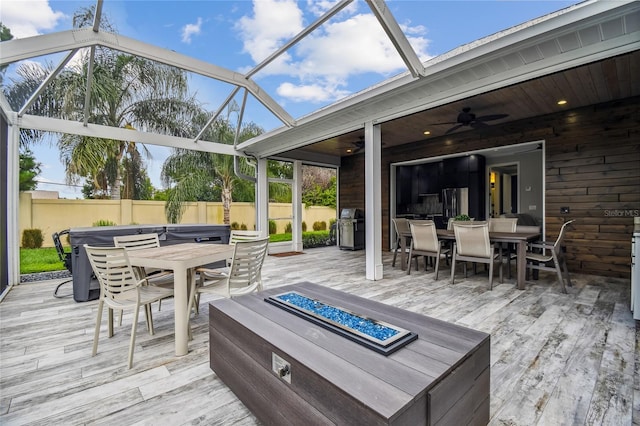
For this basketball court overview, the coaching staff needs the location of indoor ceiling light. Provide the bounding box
[557,99,568,105]
[423,130,431,135]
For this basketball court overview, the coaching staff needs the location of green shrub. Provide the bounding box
[302,221,307,232]
[241,223,248,230]
[285,222,292,233]
[22,229,44,249]
[231,222,240,230]
[302,231,331,248]
[312,221,327,231]
[454,214,471,221]
[268,220,277,235]
[93,219,117,226]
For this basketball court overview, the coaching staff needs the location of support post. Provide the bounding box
[292,160,303,252]
[256,157,269,237]
[364,122,383,280]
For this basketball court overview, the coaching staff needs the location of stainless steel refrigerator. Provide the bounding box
[442,187,469,219]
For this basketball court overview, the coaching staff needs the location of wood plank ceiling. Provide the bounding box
[289,49,639,158]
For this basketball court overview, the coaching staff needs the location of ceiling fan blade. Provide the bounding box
[445,124,464,134]
[470,121,489,129]
[474,113,509,122]
[429,121,458,126]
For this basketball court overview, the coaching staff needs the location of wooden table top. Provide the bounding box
[127,242,233,270]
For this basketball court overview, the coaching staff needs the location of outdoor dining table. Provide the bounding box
[127,242,234,356]
[398,228,540,290]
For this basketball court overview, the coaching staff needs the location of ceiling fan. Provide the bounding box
[438,107,509,134]
[350,137,365,154]
[348,136,384,154]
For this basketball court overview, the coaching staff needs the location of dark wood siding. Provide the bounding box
[339,96,640,279]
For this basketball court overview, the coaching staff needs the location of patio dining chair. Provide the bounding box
[85,245,174,369]
[188,237,269,315]
[489,217,518,278]
[190,229,265,314]
[525,220,574,293]
[451,222,502,289]
[406,220,448,279]
[391,218,410,267]
[113,233,175,313]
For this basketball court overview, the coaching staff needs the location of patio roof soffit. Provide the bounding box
[237,0,640,158]
[0,28,296,128]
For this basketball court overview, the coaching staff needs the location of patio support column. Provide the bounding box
[292,160,303,252]
[6,118,20,287]
[364,121,383,280]
[256,157,269,237]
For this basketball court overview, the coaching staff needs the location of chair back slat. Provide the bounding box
[113,233,161,250]
[229,230,263,244]
[453,222,491,258]
[409,220,439,252]
[489,218,518,233]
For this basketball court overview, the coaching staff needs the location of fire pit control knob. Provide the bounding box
[278,365,290,378]
[272,353,292,384]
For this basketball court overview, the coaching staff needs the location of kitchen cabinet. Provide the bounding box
[395,155,485,218]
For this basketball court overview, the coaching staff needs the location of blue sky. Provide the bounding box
[1,0,579,198]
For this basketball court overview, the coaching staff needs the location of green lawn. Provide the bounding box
[20,247,65,274]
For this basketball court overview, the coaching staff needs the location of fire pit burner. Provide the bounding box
[265,291,417,355]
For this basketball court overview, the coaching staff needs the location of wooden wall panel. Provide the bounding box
[339,96,639,279]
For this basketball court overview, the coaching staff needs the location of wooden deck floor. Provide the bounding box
[1,246,638,425]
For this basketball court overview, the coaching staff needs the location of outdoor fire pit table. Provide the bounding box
[209,282,490,425]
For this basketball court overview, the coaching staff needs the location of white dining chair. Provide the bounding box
[113,233,175,312]
[188,237,269,315]
[451,222,502,289]
[85,245,174,369]
[489,217,518,277]
[406,220,448,279]
[391,218,411,268]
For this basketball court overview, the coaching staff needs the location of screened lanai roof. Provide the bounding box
[0,0,425,160]
[2,0,638,167]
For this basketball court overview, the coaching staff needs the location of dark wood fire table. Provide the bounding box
[209,281,490,425]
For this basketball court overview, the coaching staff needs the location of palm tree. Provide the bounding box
[162,109,263,224]
[4,6,201,199]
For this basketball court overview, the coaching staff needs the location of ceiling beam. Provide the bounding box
[1,29,295,128]
[17,114,242,156]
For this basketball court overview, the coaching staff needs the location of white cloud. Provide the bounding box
[236,0,431,104]
[235,0,304,64]
[0,0,65,38]
[277,81,349,103]
[181,17,203,44]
